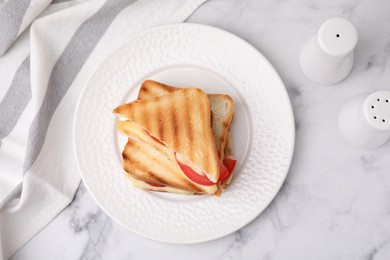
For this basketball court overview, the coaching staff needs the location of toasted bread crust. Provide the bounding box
[224,132,233,158]
[114,88,220,182]
[207,94,234,159]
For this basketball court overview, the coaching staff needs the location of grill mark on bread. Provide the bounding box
[219,136,225,156]
[157,108,164,141]
[170,96,178,147]
[210,111,214,128]
[122,149,139,175]
[210,111,221,158]
[172,109,179,139]
[165,94,174,146]
[184,95,192,155]
[199,96,210,165]
[146,170,167,185]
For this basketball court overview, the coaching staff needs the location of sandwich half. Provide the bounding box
[114,88,221,190]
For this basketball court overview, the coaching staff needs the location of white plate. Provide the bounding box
[74,23,295,243]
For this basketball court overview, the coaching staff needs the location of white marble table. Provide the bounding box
[12,0,390,259]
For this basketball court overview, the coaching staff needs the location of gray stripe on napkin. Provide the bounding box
[0,0,31,56]
[23,0,137,173]
[0,56,31,148]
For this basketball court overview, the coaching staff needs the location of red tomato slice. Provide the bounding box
[223,158,236,174]
[175,153,216,186]
[218,162,230,183]
[145,181,166,187]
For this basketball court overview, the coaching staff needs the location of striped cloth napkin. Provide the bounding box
[0,0,206,258]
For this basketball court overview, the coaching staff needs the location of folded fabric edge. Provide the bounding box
[2,177,81,259]
[0,183,23,210]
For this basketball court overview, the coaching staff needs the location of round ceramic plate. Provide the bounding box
[74,23,295,243]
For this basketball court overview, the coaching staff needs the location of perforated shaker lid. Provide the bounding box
[364,91,390,131]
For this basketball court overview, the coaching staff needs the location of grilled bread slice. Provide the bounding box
[138,80,234,159]
[114,88,220,182]
[118,120,220,195]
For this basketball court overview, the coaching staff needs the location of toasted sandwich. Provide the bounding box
[114,80,235,195]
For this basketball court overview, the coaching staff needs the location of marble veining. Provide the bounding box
[66,185,114,260]
[11,0,390,259]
